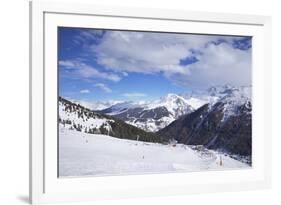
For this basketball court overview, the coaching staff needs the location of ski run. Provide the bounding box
[59,127,249,177]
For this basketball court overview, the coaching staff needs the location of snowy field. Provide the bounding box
[59,127,249,177]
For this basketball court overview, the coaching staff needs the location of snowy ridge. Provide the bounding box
[182,85,251,122]
[59,97,114,134]
[218,85,251,122]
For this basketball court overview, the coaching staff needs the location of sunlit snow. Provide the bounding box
[59,127,249,177]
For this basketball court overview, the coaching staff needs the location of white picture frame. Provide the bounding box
[29,1,272,204]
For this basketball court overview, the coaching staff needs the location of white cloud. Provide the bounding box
[58,60,76,68]
[87,31,251,88]
[94,83,112,93]
[178,42,251,88]
[91,31,205,76]
[59,60,121,82]
[80,89,90,94]
[122,92,147,97]
[70,30,252,88]
[73,29,104,45]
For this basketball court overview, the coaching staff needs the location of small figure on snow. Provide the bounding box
[219,155,223,166]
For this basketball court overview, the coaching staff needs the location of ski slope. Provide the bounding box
[59,127,249,177]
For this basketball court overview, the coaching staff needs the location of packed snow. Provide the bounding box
[59,127,249,177]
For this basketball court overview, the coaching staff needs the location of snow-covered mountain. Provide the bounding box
[158,85,252,163]
[99,101,140,115]
[59,97,166,143]
[60,84,251,136]
[100,85,248,132]
[218,85,251,121]
[149,94,194,118]
[100,93,196,132]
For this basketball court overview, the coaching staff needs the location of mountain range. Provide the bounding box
[100,94,197,132]
[59,85,252,163]
[99,85,248,132]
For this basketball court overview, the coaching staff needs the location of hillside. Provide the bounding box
[158,86,252,163]
[59,97,166,143]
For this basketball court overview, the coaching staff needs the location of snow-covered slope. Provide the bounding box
[59,97,114,134]
[59,127,249,177]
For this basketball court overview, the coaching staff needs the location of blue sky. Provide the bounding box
[58,27,252,103]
